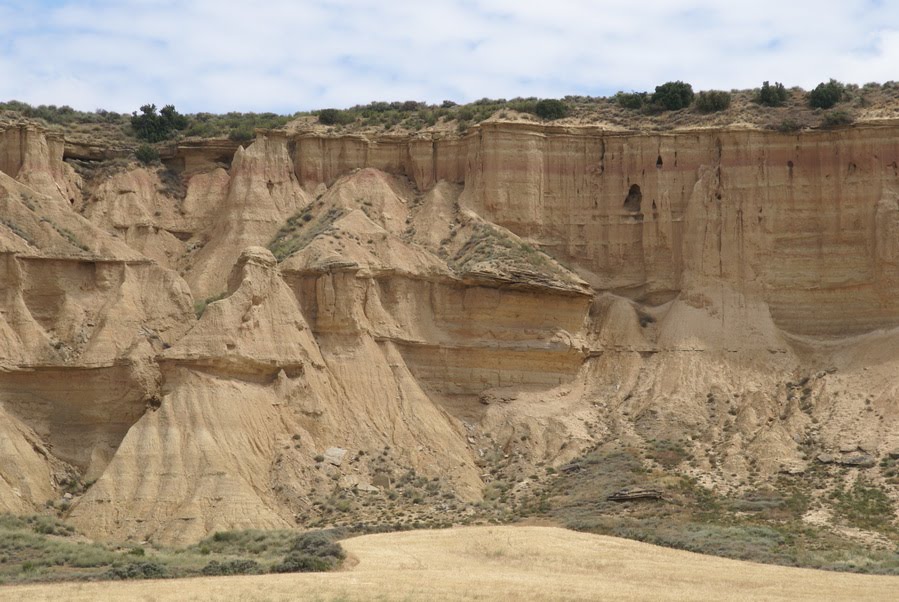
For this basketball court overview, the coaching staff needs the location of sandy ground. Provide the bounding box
[3,526,897,601]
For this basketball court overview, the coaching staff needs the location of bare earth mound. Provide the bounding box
[4,526,896,601]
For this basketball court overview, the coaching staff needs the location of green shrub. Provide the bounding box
[615,92,647,110]
[507,98,538,114]
[228,126,255,143]
[756,81,789,107]
[317,108,354,126]
[105,561,166,580]
[651,81,694,110]
[534,99,569,120]
[183,111,291,139]
[201,559,261,576]
[318,108,340,125]
[0,101,125,127]
[130,104,188,142]
[271,552,333,573]
[694,90,731,113]
[776,118,802,133]
[456,107,475,121]
[808,79,845,109]
[271,532,345,573]
[134,144,160,165]
[822,110,853,128]
[291,533,344,559]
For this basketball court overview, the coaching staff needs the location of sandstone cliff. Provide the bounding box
[1,119,898,544]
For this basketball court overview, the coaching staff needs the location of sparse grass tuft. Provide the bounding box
[0,219,36,246]
[450,222,578,288]
[194,291,228,318]
[38,217,89,252]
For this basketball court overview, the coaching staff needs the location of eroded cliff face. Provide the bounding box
[2,120,898,544]
[289,122,899,335]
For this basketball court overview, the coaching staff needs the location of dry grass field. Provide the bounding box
[4,526,896,601]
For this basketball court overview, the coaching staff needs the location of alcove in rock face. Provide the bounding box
[623,184,642,212]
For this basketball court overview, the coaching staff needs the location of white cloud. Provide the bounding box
[2,0,899,112]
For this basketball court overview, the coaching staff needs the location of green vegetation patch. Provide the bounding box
[651,81,695,111]
[134,143,160,165]
[0,514,346,585]
[534,99,569,120]
[130,104,188,142]
[0,218,36,246]
[615,91,648,110]
[185,111,293,140]
[450,222,573,285]
[193,291,228,319]
[694,90,732,113]
[2,78,890,146]
[822,110,854,128]
[756,81,789,107]
[830,481,895,531]
[808,79,846,109]
[39,217,89,252]
[531,445,899,574]
[190,528,299,556]
[271,533,346,573]
[269,206,345,261]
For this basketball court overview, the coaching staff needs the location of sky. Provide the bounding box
[1,0,899,114]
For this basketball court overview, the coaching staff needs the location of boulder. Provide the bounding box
[839,453,876,468]
[323,447,347,467]
[607,488,664,502]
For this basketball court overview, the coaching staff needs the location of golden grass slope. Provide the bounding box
[4,526,897,601]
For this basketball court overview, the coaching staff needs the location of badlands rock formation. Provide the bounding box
[1,119,898,543]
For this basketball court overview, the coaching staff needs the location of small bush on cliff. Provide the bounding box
[183,111,291,139]
[776,118,802,133]
[131,104,188,142]
[808,79,845,109]
[228,126,255,142]
[318,108,355,126]
[134,143,160,165]
[506,97,538,114]
[821,109,854,128]
[651,81,694,110]
[694,90,731,113]
[534,99,569,120]
[756,81,789,107]
[615,91,647,110]
[194,291,228,318]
